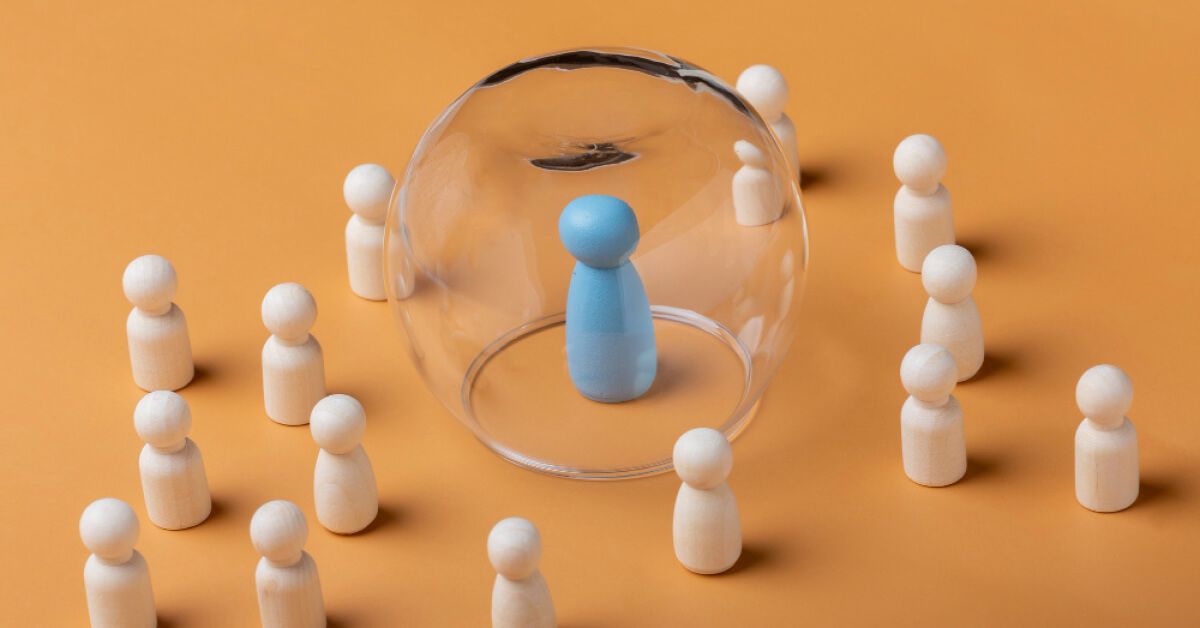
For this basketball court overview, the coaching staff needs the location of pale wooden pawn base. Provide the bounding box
[1075,418,1139,512]
[256,553,325,628]
[84,552,156,628]
[673,483,742,574]
[901,396,966,487]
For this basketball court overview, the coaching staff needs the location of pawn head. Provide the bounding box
[1076,364,1133,429]
[734,140,769,168]
[123,254,177,313]
[261,282,317,341]
[893,134,946,193]
[921,245,976,303]
[80,498,139,562]
[134,390,191,448]
[250,500,308,564]
[901,343,957,402]
[673,428,733,490]
[343,163,396,223]
[487,517,542,580]
[736,64,788,122]
[310,394,366,454]
[558,195,640,268]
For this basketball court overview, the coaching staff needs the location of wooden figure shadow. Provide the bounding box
[1135,476,1181,510]
[187,363,214,386]
[714,542,776,577]
[954,236,1001,265]
[637,353,703,401]
[799,166,830,191]
[358,503,404,536]
[963,348,1021,384]
[203,496,231,525]
[960,453,1003,484]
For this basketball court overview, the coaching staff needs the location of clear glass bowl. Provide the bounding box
[385,47,807,479]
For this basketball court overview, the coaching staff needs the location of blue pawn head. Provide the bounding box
[558,195,641,268]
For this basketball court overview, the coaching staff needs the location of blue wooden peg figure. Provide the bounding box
[559,194,658,403]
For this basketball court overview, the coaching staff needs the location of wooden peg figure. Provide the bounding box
[559,195,657,403]
[311,394,378,534]
[124,254,194,391]
[736,64,799,181]
[135,391,211,530]
[489,517,556,628]
[80,498,156,628]
[893,134,955,272]
[732,140,784,226]
[920,244,984,381]
[343,163,395,301]
[252,500,326,628]
[900,344,966,486]
[673,428,741,575]
[261,283,326,425]
[1075,365,1139,512]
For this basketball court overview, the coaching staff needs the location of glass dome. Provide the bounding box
[386,47,807,479]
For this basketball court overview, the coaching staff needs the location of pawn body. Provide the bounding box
[901,396,966,486]
[262,337,326,425]
[85,552,156,628]
[252,501,325,628]
[1075,419,1138,512]
[262,283,326,425]
[921,298,984,382]
[343,164,394,301]
[80,499,156,628]
[771,114,799,181]
[256,554,324,628]
[672,428,741,574]
[124,255,193,391]
[900,344,966,486]
[140,441,210,529]
[345,217,386,300]
[1074,365,1139,512]
[489,518,556,628]
[920,245,984,381]
[492,571,555,628]
[311,395,378,534]
[893,135,955,271]
[673,483,742,574]
[732,141,784,226]
[314,448,377,533]
[560,195,657,402]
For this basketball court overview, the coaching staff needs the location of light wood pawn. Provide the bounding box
[1075,364,1139,512]
[732,140,784,226]
[261,283,326,425]
[343,163,395,301]
[894,134,954,271]
[920,244,984,381]
[135,391,211,530]
[489,517,556,628]
[900,343,966,486]
[673,428,741,575]
[311,394,378,534]
[81,498,156,628]
[124,254,193,391]
[252,500,325,628]
[736,64,799,181]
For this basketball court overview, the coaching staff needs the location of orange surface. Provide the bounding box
[2,1,1199,626]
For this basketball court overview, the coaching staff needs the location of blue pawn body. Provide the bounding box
[560,195,657,403]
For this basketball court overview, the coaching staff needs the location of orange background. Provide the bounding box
[2,1,1199,626]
